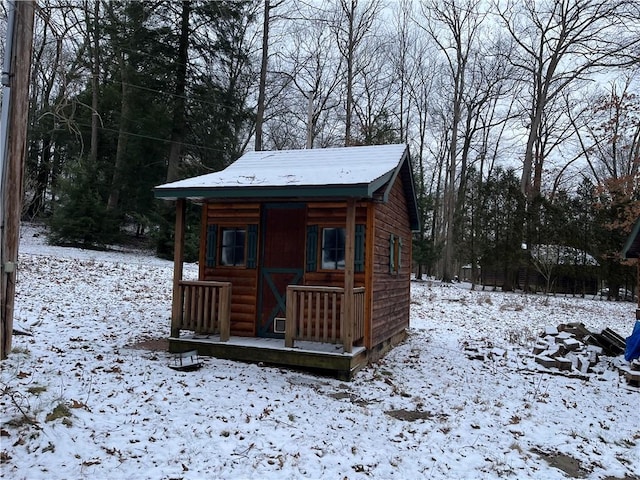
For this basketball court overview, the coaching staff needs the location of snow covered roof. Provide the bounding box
[155,144,407,195]
[530,244,599,266]
[155,144,420,230]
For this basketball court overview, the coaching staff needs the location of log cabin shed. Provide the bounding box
[154,143,420,379]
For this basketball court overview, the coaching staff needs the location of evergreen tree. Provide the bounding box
[49,160,120,247]
[412,192,442,278]
[46,0,258,252]
[477,168,526,291]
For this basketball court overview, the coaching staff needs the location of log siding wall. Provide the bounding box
[200,202,261,336]
[304,201,369,346]
[304,201,367,289]
[199,192,412,350]
[200,200,370,338]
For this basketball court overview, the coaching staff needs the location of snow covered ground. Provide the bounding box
[1,223,639,480]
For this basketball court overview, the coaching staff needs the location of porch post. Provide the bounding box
[285,286,295,348]
[171,198,186,337]
[219,283,231,342]
[343,198,356,353]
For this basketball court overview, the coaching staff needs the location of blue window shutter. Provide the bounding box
[247,224,258,269]
[306,225,318,272]
[389,233,395,273]
[398,237,403,270]
[355,224,365,273]
[206,224,217,268]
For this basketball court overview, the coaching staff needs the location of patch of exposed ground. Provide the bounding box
[127,337,168,351]
[385,409,439,422]
[532,449,589,478]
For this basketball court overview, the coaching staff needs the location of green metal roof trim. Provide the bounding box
[154,144,420,231]
[622,217,640,259]
[155,183,379,200]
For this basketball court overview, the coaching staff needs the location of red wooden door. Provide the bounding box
[258,204,306,337]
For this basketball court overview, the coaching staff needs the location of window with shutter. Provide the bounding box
[389,233,403,275]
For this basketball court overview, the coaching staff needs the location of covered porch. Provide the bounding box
[169,279,367,378]
[168,198,368,378]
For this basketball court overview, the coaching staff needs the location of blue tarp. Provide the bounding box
[625,321,640,361]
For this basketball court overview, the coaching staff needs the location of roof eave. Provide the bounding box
[379,147,420,232]
[153,183,373,201]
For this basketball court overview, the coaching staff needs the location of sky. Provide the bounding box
[1,223,638,480]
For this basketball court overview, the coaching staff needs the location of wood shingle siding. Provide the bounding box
[371,176,411,348]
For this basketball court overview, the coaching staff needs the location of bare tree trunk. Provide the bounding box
[344,0,354,146]
[106,54,130,211]
[306,90,314,148]
[89,0,100,166]
[25,10,50,218]
[332,0,380,147]
[497,1,639,200]
[165,0,190,183]
[254,0,270,152]
[416,0,486,281]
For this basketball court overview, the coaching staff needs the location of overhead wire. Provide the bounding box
[112,80,254,112]
[69,122,232,154]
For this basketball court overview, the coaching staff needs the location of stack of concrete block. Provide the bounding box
[533,325,602,374]
[626,360,640,387]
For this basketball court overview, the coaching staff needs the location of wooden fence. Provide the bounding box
[285,285,365,351]
[177,280,231,341]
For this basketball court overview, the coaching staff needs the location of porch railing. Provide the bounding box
[175,280,231,341]
[285,285,365,351]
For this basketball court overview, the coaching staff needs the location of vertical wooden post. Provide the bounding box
[218,283,231,342]
[1,1,35,360]
[285,286,295,348]
[170,199,186,338]
[343,198,356,353]
[364,202,374,349]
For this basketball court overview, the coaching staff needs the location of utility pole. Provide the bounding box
[1,1,35,360]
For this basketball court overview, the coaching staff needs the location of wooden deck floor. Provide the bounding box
[169,335,368,380]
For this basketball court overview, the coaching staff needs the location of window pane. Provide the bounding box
[335,228,345,268]
[220,228,246,266]
[234,230,245,253]
[234,230,245,265]
[222,230,235,246]
[322,227,345,270]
